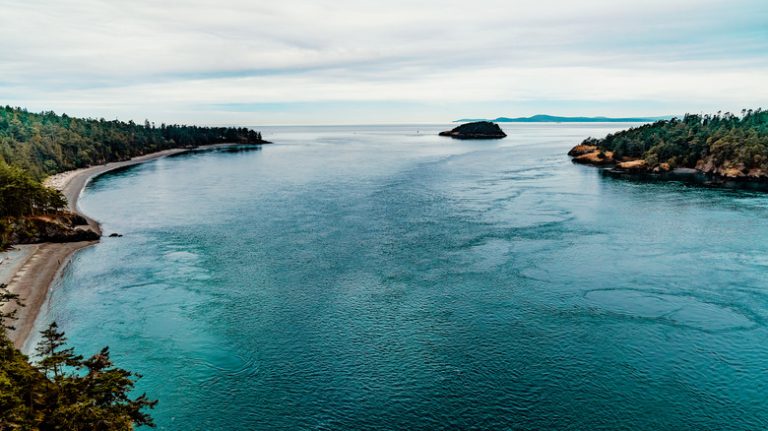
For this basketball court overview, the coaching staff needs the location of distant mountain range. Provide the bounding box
[454,114,673,123]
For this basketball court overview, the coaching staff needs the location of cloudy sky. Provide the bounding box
[1,0,766,125]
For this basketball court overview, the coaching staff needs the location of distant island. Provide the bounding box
[568,109,768,185]
[455,114,672,123]
[439,121,507,139]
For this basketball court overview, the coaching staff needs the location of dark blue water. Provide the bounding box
[33,124,768,430]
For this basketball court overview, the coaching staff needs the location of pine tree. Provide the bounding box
[33,323,157,430]
[0,283,22,332]
[35,322,83,381]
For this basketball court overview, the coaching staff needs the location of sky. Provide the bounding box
[0,0,766,125]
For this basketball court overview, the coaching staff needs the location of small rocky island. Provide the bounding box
[568,110,768,186]
[440,121,507,139]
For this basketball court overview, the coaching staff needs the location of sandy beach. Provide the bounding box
[3,148,192,349]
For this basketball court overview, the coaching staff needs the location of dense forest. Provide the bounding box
[0,162,66,218]
[0,286,156,430]
[0,106,268,247]
[578,109,768,177]
[0,162,74,248]
[0,106,266,179]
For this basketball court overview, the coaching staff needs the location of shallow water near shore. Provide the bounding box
[33,124,768,430]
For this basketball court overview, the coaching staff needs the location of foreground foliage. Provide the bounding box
[581,109,768,175]
[0,285,156,430]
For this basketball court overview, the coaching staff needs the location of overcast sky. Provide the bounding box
[1,0,766,125]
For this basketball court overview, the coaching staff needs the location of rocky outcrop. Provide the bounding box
[564,110,768,187]
[3,212,100,245]
[695,157,768,180]
[567,143,617,166]
[567,143,768,189]
[567,144,599,157]
[572,150,615,166]
[615,159,647,172]
[439,121,507,139]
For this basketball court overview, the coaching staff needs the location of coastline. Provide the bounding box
[4,148,193,349]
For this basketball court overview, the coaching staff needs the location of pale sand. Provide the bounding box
[0,245,37,286]
[5,148,193,349]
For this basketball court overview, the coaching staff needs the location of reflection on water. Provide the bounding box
[36,124,768,430]
[602,168,768,192]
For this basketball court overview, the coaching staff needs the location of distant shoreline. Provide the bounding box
[454,115,672,123]
[6,144,255,350]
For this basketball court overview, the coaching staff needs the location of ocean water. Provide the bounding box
[32,124,768,430]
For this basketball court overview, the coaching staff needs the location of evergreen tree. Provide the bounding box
[0,283,22,331]
[0,105,268,179]
[582,109,768,173]
[35,322,83,381]
[0,290,157,430]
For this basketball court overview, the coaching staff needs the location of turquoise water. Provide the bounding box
[33,124,768,429]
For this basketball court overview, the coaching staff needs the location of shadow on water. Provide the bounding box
[599,168,768,193]
[85,145,265,184]
[98,164,137,177]
[166,144,265,160]
[208,144,265,154]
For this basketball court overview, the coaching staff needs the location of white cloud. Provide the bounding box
[0,0,766,123]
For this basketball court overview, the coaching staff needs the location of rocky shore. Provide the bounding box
[3,213,100,245]
[567,143,768,188]
[565,111,768,186]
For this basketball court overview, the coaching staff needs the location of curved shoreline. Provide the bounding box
[7,148,195,349]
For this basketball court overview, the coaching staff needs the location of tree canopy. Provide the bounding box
[0,106,266,179]
[0,285,156,430]
[582,109,768,172]
[0,161,66,218]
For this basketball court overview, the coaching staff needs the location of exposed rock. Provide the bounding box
[567,144,598,157]
[721,167,745,178]
[691,159,768,180]
[439,121,507,139]
[572,150,615,166]
[70,214,89,226]
[108,233,123,238]
[5,213,100,245]
[567,143,616,166]
[615,159,647,172]
[695,157,716,174]
[566,139,768,188]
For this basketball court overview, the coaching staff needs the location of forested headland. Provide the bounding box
[0,106,268,248]
[0,106,267,179]
[569,109,768,180]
